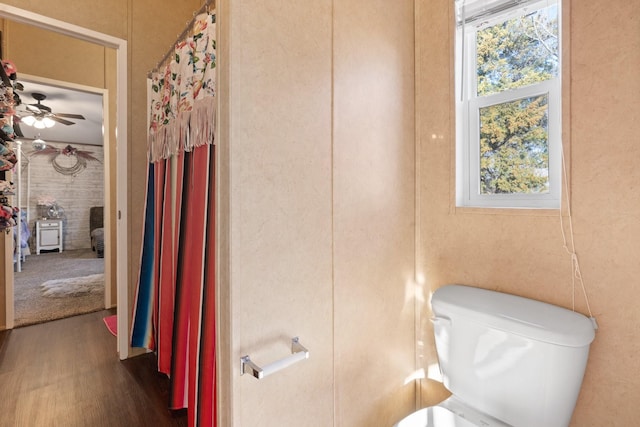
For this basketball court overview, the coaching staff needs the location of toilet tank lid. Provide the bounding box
[432,285,596,347]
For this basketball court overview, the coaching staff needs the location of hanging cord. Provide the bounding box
[559,146,598,329]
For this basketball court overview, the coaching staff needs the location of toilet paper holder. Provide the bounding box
[240,337,309,380]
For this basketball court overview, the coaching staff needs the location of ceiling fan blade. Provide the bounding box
[29,103,51,113]
[54,113,85,120]
[25,104,41,113]
[51,116,76,126]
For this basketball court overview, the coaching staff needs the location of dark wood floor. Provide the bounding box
[0,310,187,427]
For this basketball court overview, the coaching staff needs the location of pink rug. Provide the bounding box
[103,315,117,336]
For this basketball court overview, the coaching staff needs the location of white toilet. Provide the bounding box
[395,284,596,427]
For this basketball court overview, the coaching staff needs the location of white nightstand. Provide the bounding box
[36,219,63,254]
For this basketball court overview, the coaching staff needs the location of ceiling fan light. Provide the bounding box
[32,138,46,151]
[21,115,36,126]
[43,117,56,128]
[33,119,46,129]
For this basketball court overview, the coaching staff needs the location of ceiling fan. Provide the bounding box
[19,92,86,127]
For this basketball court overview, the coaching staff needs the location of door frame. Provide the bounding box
[0,4,130,358]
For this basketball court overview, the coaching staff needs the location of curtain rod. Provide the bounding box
[147,0,215,78]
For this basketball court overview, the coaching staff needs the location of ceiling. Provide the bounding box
[14,79,105,146]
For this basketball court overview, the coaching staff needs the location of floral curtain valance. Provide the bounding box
[148,12,217,163]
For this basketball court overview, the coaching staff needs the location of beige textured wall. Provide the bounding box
[568,1,640,424]
[219,0,416,425]
[0,0,128,40]
[416,0,640,425]
[332,0,416,425]
[4,21,106,87]
[221,0,334,425]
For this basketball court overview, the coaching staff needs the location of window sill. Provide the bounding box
[453,206,561,217]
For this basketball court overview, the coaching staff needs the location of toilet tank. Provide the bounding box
[431,285,596,427]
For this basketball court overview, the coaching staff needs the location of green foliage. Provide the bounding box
[474,6,558,194]
[480,95,549,194]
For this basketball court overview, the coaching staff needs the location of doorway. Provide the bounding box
[0,4,129,357]
[12,75,108,327]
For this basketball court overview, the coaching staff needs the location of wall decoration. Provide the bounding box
[27,141,104,251]
[31,144,100,176]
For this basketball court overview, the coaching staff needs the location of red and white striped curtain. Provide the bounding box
[131,11,217,427]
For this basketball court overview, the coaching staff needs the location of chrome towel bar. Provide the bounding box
[240,337,309,379]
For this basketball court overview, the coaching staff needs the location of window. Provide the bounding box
[456,0,561,209]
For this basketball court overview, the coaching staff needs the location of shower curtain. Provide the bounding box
[131,10,217,427]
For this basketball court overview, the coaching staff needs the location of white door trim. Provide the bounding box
[0,4,130,359]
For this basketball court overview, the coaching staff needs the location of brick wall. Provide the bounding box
[22,141,104,251]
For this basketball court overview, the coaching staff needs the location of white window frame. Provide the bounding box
[456,0,562,209]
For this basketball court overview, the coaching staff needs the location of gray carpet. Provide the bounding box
[14,249,105,327]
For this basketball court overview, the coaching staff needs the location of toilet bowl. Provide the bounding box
[395,406,472,427]
[393,284,595,427]
[394,396,511,427]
